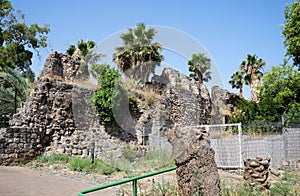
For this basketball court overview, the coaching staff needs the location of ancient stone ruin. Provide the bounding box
[0,52,133,165]
[0,51,216,166]
[0,50,222,194]
[244,157,270,191]
[168,126,221,196]
[210,86,242,125]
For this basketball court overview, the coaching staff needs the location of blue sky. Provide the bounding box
[11,0,293,98]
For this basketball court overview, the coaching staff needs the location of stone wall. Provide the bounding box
[0,51,213,165]
[7,77,132,163]
[39,51,80,81]
[210,86,242,124]
[0,127,48,165]
[133,68,211,151]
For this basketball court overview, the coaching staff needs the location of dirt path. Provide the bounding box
[0,166,116,196]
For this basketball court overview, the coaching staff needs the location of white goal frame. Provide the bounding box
[183,123,243,169]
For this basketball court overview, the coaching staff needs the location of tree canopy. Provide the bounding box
[0,0,50,82]
[66,39,104,80]
[113,23,163,82]
[282,0,300,68]
[259,61,300,123]
[229,70,247,97]
[92,64,121,124]
[239,54,265,101]
[0,0,49,118]
[188,53,212,84]
[0,66,28,116]
[230,61,300,126]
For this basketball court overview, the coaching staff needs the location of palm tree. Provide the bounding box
[229,71,247,97]
[240,54,265,101]
[113,23,163,82]
[0,67,28,117]
[66,39,104,81]
[120,23,156,47]
[188,53,212,84]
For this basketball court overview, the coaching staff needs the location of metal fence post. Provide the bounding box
[90,141,95,164]
[132,180,137,196]
[238,122,243,168]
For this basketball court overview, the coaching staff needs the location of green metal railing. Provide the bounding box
[78,166,176,196]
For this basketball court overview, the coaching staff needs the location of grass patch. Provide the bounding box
[110,149,175,176]
[69,157,117,175]
[221,183,262,196]
[147,179,180,196]
[35,153,70,165]
[269,170,300,196]
[221,170,300,196]
[30,153,118,175]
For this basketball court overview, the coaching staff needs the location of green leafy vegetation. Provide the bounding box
[0,0,49,118]
[110,149,174,176]
[282,0,300,67]
[30,150,174,177]
[113,23,163,82]
[221,183,262,196]
[229,54,265,101]
[228,0,298,129]
[92,64,121,125]
[31,154,118,175]
[230,61,300,129]
[0,67,28,116]
[221,171,300,196]
[68,157,116,175]
[193,170,202,196]
[148,179,180,196]
[0,0,49,81]
[188,53,212,84]
[229,70,247,97]
[66,39,104,80]
[35,153,70,165]
[259,61,300,125]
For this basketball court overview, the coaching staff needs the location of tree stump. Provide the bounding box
[244,157,270,191]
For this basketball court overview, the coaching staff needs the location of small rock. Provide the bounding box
[270,168,281,177]
[250,161,260,167]
[259,159,270,166]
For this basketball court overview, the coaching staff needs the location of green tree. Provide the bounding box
[229,70,247,97]
[239,54,265,101]
[259,61,300,124]
[113,23,163,82]
[0,0,50,82]
[66,39,104,80]
[230,62,300,126]
[282,0,300,67]
[92,64,121,124]
[0,67,28,117]
[188,53,211,84]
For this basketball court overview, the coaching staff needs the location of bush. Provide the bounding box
[68,157,93,173]
[92,64,121,125]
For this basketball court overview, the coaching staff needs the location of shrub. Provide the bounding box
[92,64,121,125]
[68,157,92,172]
